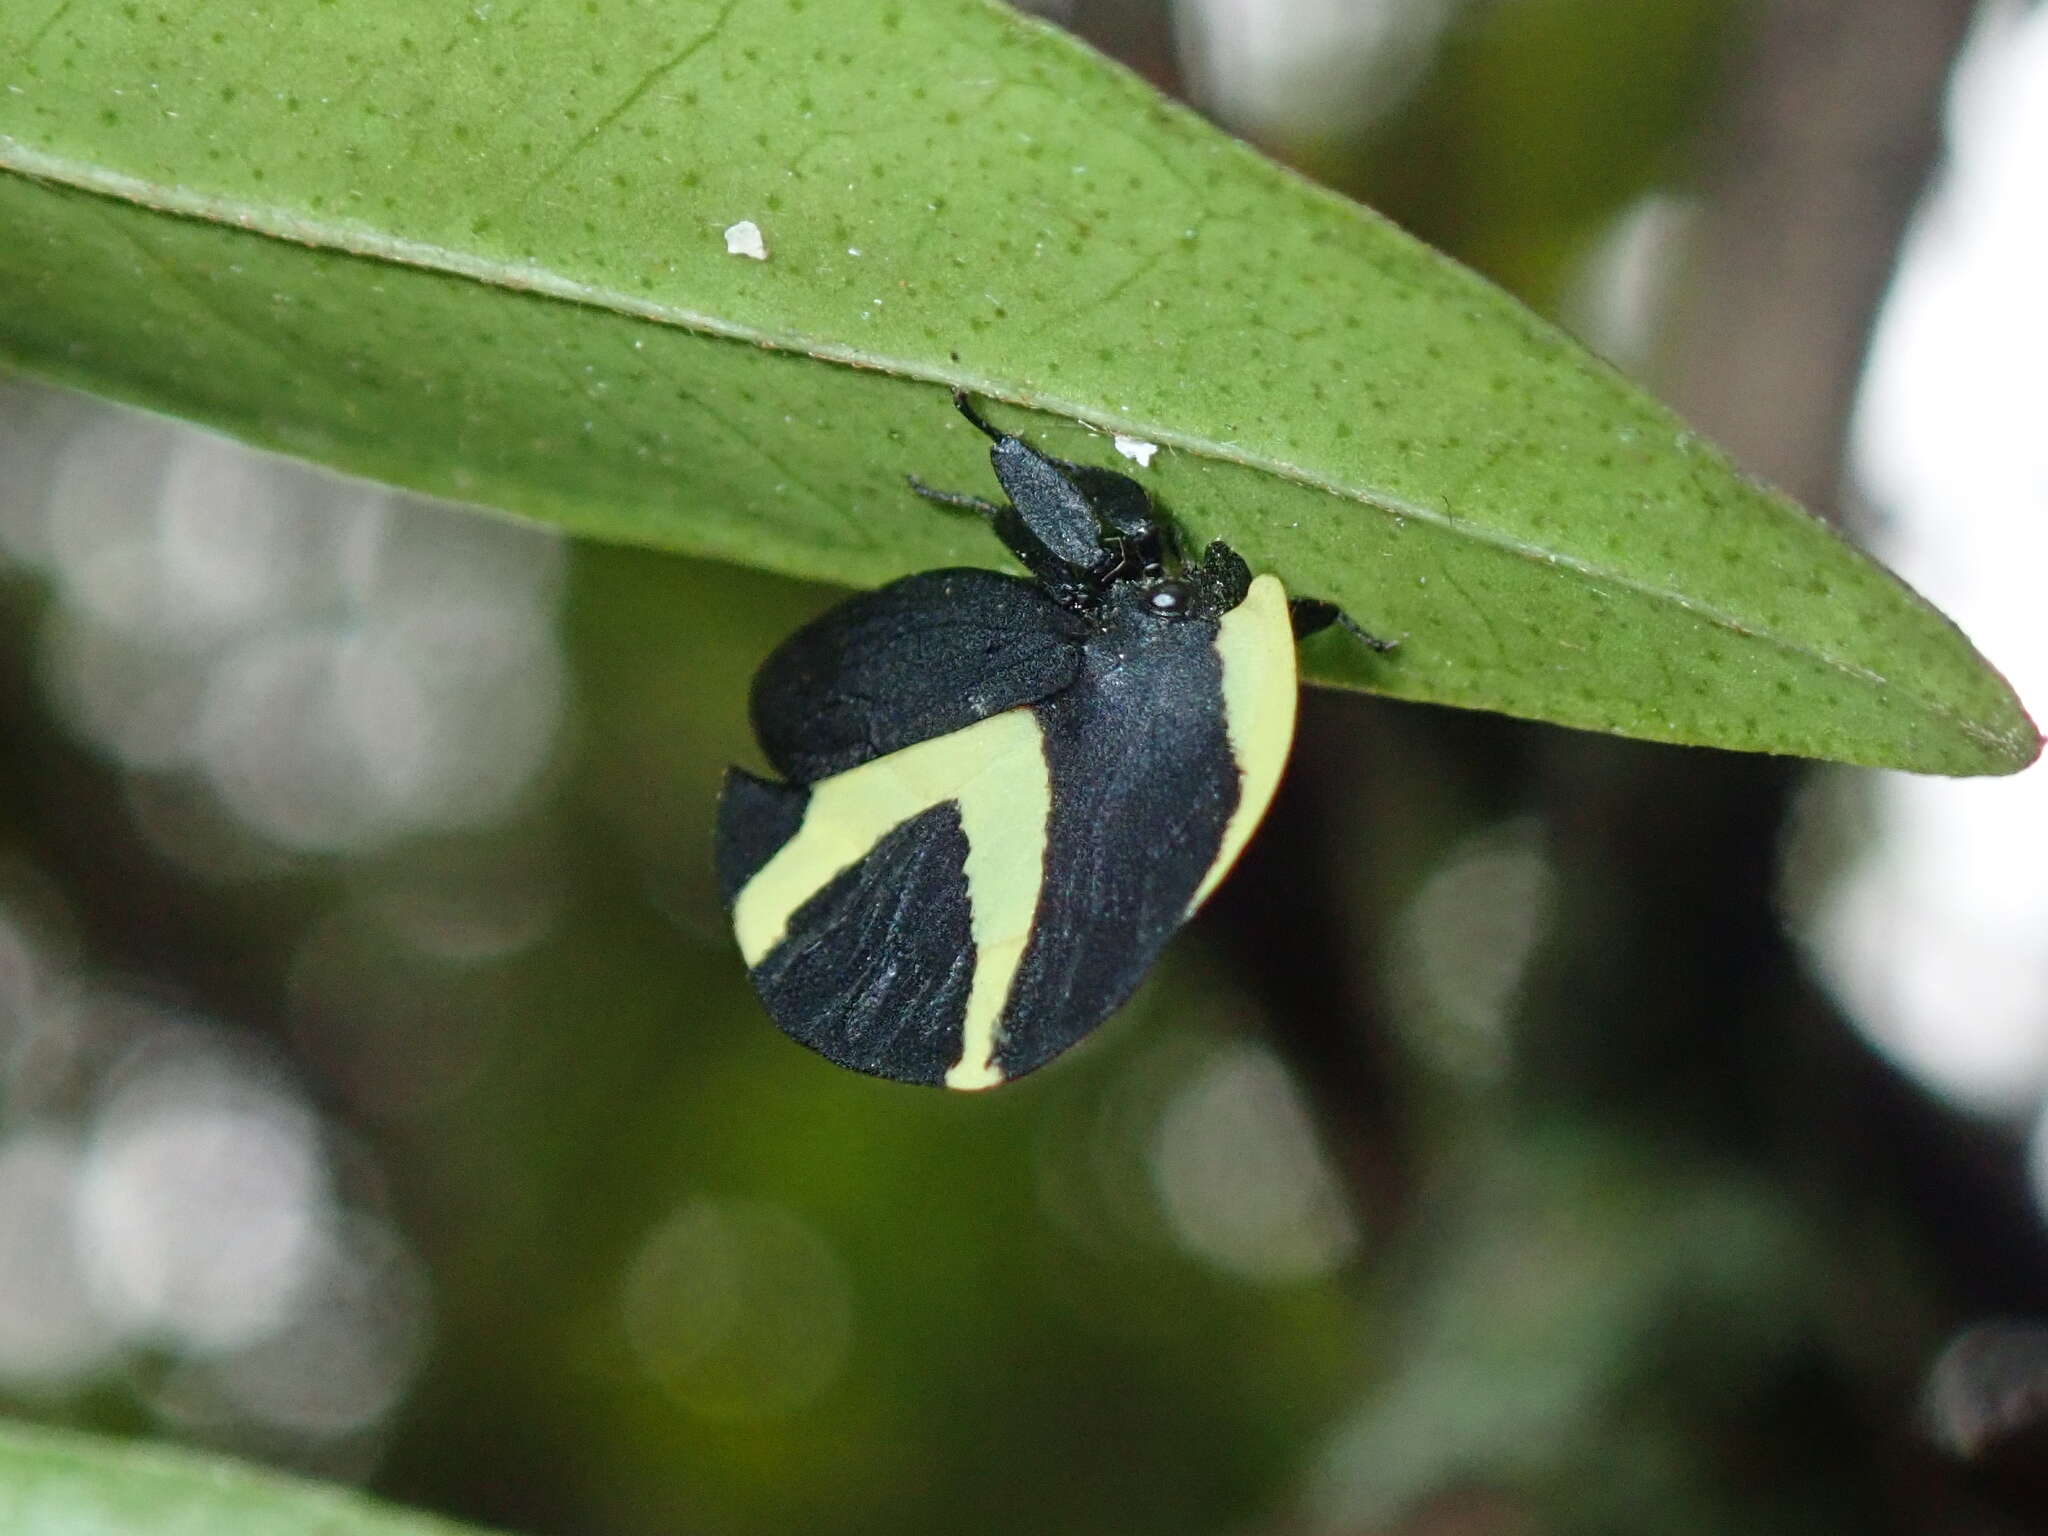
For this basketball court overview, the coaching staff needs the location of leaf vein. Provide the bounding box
[514,0,744,208]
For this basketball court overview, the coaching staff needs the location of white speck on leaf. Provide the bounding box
[724,221,768,260]
[1113,436,1160,468]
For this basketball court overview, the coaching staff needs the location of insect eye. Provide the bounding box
[1145,582,1192,617]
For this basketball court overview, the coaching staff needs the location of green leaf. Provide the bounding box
[0,0,2033,775]
[0,1420,493,1536]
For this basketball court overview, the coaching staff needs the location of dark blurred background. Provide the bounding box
[2,1,2045,1532]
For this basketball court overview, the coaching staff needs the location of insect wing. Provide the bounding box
[750,569,1084,784]
[986,576,1299,1081]
[718,709,1055,1087]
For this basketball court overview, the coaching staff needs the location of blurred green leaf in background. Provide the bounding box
[0,1,2046,1535]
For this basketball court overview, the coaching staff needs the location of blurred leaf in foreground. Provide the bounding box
[0,1422,495,1536]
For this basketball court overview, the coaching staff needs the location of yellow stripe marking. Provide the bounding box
[730,709,1053,1092]
[1188,575,1298,913]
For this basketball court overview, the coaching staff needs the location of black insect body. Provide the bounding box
[716,394,1385,1090]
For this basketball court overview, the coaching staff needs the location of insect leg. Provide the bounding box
[951,389,1004,442]
[1155,515,1186,572]
[1191,540,1252,610]
[907,476,1096,607]
[1290,597,1399,652]
[1059,462,1168,578]
[906,477,1006,518]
